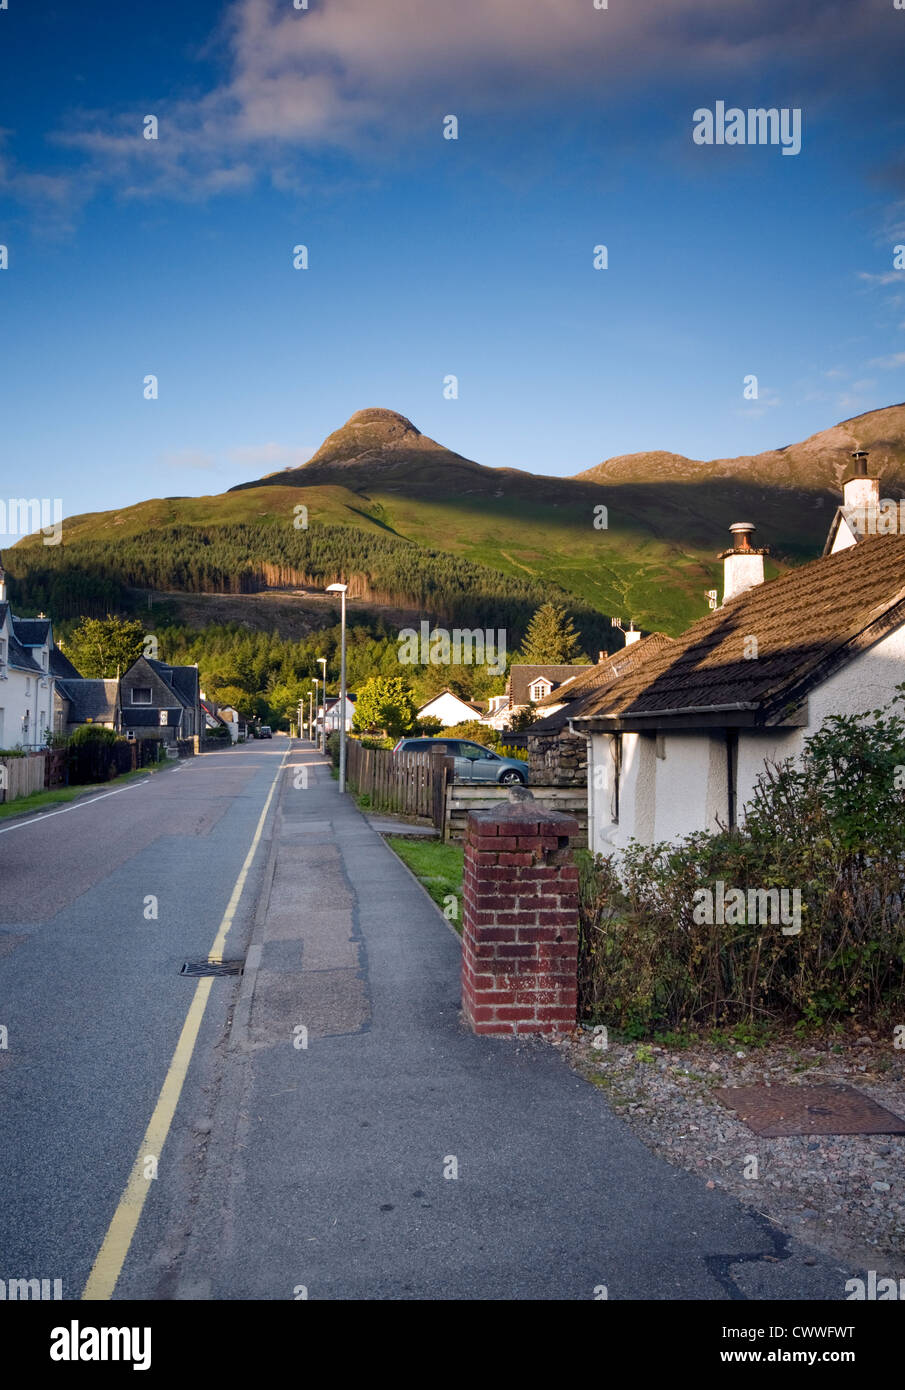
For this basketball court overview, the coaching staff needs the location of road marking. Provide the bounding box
[0,779,150,835]
[81,747,288,1301]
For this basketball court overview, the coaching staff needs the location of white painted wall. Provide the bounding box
[0,612,55,749]
[418,691,479,726]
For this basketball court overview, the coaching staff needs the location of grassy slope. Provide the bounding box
[14,401,905,637]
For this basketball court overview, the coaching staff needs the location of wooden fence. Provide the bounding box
[0,754,47,804]
[346,740,450,823]
[444,783,588,846]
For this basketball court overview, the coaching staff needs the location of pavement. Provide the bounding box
[119,739,859,1301]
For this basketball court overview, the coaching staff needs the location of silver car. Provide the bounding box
[393,737,528,785]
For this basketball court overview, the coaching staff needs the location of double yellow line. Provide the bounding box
[82,749,287,1300]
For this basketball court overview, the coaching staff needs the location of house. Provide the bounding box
[479,694,512,730]
[323,693,357,733]
[574,478,905,859]
[201,699,242,742]
[55,678,120,734]
[525,635,675,785]
[416,689,483,728]
[119,656,202,744]
[504,664,593,728]
[0,560,58,749]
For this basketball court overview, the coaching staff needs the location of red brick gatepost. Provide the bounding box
[461,805,580,1037]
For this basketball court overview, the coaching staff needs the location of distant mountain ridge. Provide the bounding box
[234,402,905,500]
[11,402,905,640]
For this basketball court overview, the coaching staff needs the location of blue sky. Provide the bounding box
[1,0,904,544]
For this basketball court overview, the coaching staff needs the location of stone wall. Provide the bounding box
[527,728,588,787]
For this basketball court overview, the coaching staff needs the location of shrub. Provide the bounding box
[578,693,905,1033]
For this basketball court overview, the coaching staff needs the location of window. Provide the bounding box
[131,687,153,704]
[529,680,551,701]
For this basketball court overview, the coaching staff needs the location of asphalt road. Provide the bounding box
[0,742,287,1301]
[1,739,858,1301]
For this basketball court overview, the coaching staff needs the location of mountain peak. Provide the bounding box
[343,407,420,433]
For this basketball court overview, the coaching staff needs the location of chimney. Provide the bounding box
[719,522,769,604]
[623,621,642,646]
[842,449,880,517]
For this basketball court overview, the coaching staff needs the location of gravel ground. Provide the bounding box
[564,1028,905,1276]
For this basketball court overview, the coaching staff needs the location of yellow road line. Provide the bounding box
[82,748,288,1301]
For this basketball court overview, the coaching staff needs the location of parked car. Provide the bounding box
[258,725,273,739]
[392,736,528,786]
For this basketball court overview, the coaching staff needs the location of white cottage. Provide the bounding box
[416,689,483,727]
[575,464,905,858]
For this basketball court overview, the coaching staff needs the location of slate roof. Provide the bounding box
[13,618,51,646]
[572,534,905,729]
[57,679,119,723]
[146,659,199,709]
[49,646,84,680]
[507,664,593,705]
[7,632,42,673]
[528,634,677,733]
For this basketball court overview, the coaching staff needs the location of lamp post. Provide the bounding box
[326,583,348,794]
[317,656,327,753]
[310,679,317,745]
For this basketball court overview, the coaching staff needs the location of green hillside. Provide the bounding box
[8,402,905,642]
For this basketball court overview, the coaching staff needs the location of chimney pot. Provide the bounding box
[719,523,768,604]
[842,450,879,517]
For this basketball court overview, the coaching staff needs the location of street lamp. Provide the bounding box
[310,678,318,746]
[308,686,314,741]
[326,583,348,794]
[317,656,327,753]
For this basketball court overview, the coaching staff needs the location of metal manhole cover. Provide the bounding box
[180,959,245,977]
[714,1083,905,1137]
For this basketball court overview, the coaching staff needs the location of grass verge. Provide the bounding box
[385,836,464,934]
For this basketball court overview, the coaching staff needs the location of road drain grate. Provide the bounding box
[180,959,245,978]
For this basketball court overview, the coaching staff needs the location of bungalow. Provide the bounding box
[416,688,483,728]
[574,474,905,858]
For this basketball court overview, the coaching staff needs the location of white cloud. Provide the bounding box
[10,0,897,209]
[857,271,905,287]
[868,351,905,369]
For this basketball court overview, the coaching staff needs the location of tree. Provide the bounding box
[507,703,538,733]
[353,676,417,739]
[66,616,146,678]
[518,603,586,664]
